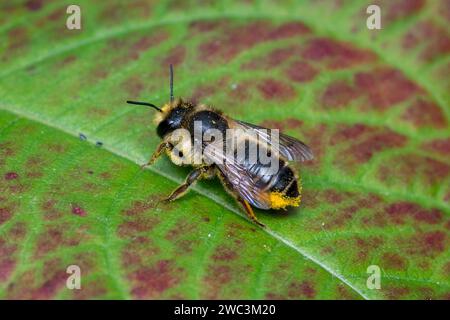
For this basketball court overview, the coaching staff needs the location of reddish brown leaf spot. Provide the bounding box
[26,171,43,179]
[335,284,360,300]
[7,27,29,52]
[0,259,16,282]
[285,61,318,83]
[71,205,87,217]
[0,238,18,281]
[92,67,109,79]
[33,270,68,299]
[190,84,217,104]
[212,246,238,261]
[403,21,450,62]
[47,143,66,154]
[100,171,112,180]
[121,75,144,97]
[340,130,407,164]
[34,228,67,258]
[402,98,447,128]
[25,0,44,11]
[46,8,62,21]
[122,199,157,216]
[165,219,199,254]
[121,237,160,266]
[386,202,443,225]
[443,262,450,277]
[112,32,167,65]
[8,222,27,242]
[61,55,77,66]
[8,258,69,299]
[354,236,385,263]
[422,138,450,156]
[404,231,447,257]
[257,79,295,101]
[323,189,344,204]
[4,172,18,180]
[287,280,316,299]
[331,124,372,144]
[421,232,447,253]
[358,236,383,249]
[283,118,304,129]
[198,22,310,64]
[99,1,153,25]
[302,38,375,69]
[189,20,227,33]
[378,154,449,186]
[203,265,233,299]
[354,68,420,110]
[117,216,160,238]
[26,155,44,168]
[321,81,357,108]
[381,252,407,271]
[72,279,108,299]
[0,208,13,225]
[129,260,183,299]
[34,223,90,259]
[242,47,295,70]
[41,199,62,220]
[268,22,311,39]
[228,80,252,101]
[384,286,410,299]
[163,45,186,66]
[0,142,15,161]
[384,0,425,23]
[439,0,450,20]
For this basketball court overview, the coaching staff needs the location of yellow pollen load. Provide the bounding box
[269,192,301,210]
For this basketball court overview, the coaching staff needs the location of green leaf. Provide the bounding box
[0,0,449,299]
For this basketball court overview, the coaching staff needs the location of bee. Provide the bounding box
[127,65,313,227]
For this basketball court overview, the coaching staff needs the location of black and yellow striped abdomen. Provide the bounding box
[267,161,301,210]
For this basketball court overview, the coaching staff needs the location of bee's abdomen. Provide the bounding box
[284,179,300,198]
[268,163,301,210]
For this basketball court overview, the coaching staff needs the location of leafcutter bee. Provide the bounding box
[127,65,313,227]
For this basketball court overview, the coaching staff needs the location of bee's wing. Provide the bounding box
[231,119,314,162]
[201,140,272,210]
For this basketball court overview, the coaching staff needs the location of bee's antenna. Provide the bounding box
[126,100,162,112]
[169,64,174,103]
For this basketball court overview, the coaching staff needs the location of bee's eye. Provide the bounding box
[173,148,184,158]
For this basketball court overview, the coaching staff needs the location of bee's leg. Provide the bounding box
[237,198,266,228]
[216,171,265,227]
[165,165,214,202]
[141,141,171,169]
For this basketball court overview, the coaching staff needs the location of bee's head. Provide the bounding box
[153,99,194,138]
[126,64,193,138]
